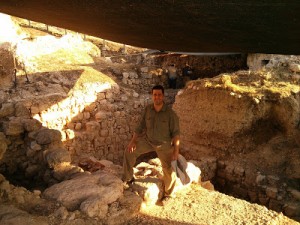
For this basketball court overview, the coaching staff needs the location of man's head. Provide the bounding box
[152,85,164,106]
[152,85,164,95]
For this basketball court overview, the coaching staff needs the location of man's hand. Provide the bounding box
[126,133,138,153]
[127,141,136,153]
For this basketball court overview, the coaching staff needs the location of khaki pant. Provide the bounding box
[123,137,177,196]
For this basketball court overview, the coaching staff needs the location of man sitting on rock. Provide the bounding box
[123,85,180,201]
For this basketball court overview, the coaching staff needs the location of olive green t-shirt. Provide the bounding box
[135,103,180,144]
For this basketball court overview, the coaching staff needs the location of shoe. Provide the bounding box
[156,194,173,206]
[123,178,135,189]
[161,195,172,203]
[126,178,135,185]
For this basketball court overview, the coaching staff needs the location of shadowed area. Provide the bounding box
[0,1,300,54]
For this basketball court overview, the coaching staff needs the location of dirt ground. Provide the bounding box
[128,183,297,225]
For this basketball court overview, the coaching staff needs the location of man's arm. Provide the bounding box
[172,135,180,160]
[127,132,139,153]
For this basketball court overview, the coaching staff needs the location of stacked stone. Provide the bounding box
[0,79,178,171]
[59,83,153,165]
[121,67,168,91]
[215,160,300,219]
[0,101,73,186]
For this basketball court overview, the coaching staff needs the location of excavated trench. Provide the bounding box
[0,18,299,222]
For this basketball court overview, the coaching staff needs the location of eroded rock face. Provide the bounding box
[173,71,300,158]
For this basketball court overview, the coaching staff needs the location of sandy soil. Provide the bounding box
[128,183,297,225]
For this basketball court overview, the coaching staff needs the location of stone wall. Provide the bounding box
[215,160,300,218]
[153,53,248,79]
[0,100,74,188]
[121,66,168,91]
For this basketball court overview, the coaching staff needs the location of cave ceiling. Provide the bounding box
[0,1,300,54]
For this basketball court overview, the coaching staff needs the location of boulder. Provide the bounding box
[35,128,61,145]
[43,147,71,168]
[15,102,31,118]
[43,171,123,218]
[132,177,163,205]
[3,118,24,136]
[23,119,43,132]
[0,102,14,118]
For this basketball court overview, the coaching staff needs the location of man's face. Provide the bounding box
[152,89,164,106]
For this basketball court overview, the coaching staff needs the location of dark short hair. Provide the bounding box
[152,85,164,94]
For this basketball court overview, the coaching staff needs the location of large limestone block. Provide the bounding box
[15,102,30,118]
[133,158,203,205]
[43,171,123,217]
[0,102,15,118]
[132,177,163,205]
[43,147,71,168]
[23,119,43,132]
[35,128,62,145]
[3,118,24,136]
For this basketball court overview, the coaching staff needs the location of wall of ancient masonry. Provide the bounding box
[0,100,74,187]
[121,66,168,91]
[178,148,300,219]
[215,160,300,219]
[0,77,168,187]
